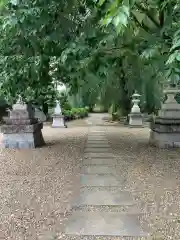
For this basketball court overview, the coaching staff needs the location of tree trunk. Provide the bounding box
[42,101,48,116]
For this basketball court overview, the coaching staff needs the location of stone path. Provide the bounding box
[85,113,109,126]
[65,127,150,239]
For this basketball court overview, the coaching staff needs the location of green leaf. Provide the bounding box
[170,39,180,51]
[166,51,179,65]
[98,0,106,6]
[176,54,180,61]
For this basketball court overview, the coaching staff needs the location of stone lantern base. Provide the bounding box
[0,100,45,149]
[128,113,143,127]
[1,122,45,148]
[149,87,180,148]
[149,117,180,148]
[52,114,66,128]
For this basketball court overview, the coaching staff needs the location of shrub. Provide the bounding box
[63,107,89,121]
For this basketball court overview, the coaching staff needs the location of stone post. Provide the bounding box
[149,86,180,148]
[128,92,143,127]
[52,100,67,128]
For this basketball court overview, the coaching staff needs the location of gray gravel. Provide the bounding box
[0,126,88,239]
[1,119,180,239]
[106,126,180,240]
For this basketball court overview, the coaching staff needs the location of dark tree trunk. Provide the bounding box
[42,102,48,116]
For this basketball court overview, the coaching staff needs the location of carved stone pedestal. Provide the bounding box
[149,88,180,148]
[52,115,66,128]
[150,118,180,148]
[0,97,45,149]
[129,113,143,127]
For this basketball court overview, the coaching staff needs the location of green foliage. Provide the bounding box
[57,92,72,110]
[63,107,89,121]
[0,0,83,106]
[0,0,179,119]
[96,0,180,85]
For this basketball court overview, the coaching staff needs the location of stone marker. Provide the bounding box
[1,96,45,148]
[128,91,143,127]
[150,86,180,148]
[52,100,66,128]
[65,211,148,236]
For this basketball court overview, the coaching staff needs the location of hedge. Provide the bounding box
[63,107,89,121]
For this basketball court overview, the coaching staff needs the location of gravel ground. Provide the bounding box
[106,126,180,240]
[1,116,180,239]
[0,125,88,240]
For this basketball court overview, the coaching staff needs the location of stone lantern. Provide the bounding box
[52,100,66,128]
[1,95,45,148]
[149,84,180,148]
[128,91,143,127]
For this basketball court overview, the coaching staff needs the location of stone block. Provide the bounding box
[1,123,43,134]
[4,118,37,125]
[149,130,180,148]
[9,109,29,119]
[159,109,180,118]
[2,123,45,149]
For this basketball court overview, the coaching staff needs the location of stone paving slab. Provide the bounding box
[72,204,141,214]
[88,134,105,136]
[65,211,149,237]
[84,148,111,153]
[85,144,110,148]
[87,139,109,142]
[80,174,124,187]
[66,236,151,240]
[72,188,134,206]
[86,142,109,146]
[84,153,115,158]
[87,136,107,141]
[89,130,105,132]
[87,136,106,139]
[83,158,117,165]
[87,139,107,142]
[81,165,116,174]
[88,135,105,137]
